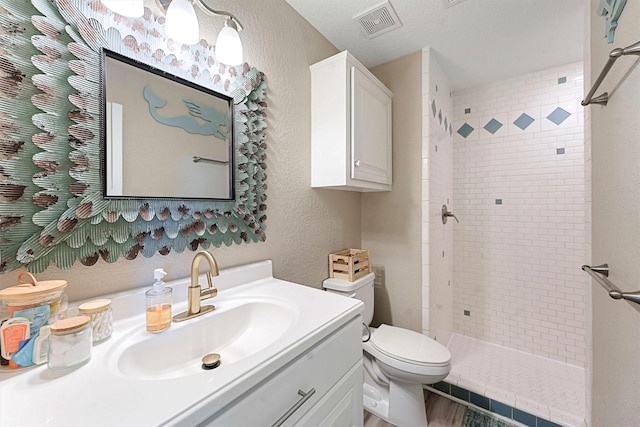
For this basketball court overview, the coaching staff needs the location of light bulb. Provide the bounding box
[215,23,243,66]
[101,0,144,18]
[165,0,200,45]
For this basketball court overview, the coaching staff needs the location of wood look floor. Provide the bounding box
[363,391,467,427]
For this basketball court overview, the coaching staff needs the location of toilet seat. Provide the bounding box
[369,324,451,367]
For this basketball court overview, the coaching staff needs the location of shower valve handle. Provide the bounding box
[442,205,459,224]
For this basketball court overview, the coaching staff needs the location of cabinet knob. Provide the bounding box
[354,159,361,167]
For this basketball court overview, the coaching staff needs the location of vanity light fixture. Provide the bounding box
[100,0,244,65]
[163,0,244,65]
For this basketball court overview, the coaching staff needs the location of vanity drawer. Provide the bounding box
[202,316,362,426]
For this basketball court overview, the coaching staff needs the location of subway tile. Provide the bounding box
[537,418,563,427]
[490,400,513,419]
[431,381,450,394]
[450,61,586,365]
[470,392,490,410]
[450,384,470,401]
[514,408,537,427]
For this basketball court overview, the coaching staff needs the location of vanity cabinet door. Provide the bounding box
[296,362,363,427]
[200,317,362,426]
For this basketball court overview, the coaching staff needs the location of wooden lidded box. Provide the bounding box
[329,249,371,282]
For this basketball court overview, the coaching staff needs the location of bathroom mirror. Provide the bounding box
[102,49,234,200]
[0,0,268,273]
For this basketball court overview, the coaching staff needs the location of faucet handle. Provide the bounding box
[201,287,218,300]
[200,271,218,300]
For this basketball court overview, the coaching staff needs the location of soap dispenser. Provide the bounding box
[145,268,172,333]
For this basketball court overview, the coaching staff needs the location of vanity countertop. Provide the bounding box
[0,260,363,426]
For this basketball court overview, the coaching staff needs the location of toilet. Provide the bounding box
[323,272,451,427]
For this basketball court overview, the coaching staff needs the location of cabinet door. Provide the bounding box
[297,362,363,427]
[351,66,392,185]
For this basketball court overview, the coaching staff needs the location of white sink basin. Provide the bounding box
[110,296,297,380]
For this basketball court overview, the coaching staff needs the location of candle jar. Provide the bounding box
[48,316,92,370]
[78,299,113,344]
[0,272,68,371]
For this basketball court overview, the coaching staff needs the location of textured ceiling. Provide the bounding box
[284,0,587,90]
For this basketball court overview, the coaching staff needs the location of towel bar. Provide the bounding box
[582,263,640,305]
[581,40,640,106]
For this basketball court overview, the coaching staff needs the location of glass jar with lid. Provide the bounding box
[78,299,113,343]
[48,315,92,370]
[0,272,68,371]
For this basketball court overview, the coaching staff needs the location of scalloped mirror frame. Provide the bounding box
[0,0,268,273]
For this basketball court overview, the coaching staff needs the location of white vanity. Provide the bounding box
[0,261,364,426]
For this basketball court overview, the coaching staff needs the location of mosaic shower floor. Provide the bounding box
[446,334,585,427]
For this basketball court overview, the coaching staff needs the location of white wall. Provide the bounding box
[452,62,588,367]
[589,0,640,424]
[0,0,363,301]
[422,49,455,343]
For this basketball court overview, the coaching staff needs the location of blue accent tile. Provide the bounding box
[547,107,571,125]
[464,107,471,114]
[483,118,503,134]
[432,381,450,394]
[435,84,438,92]
[464,310,470,316]
[431,100,437,118]
[449,123,453,136]
[537,418,563,427]
[495,199,502,205]
[451,384,469,401]
[513,113,535,130]
[514,409,536,427]
[444,117,448,129]
[556,148,565,155]
[438,109,443,124]
[490,400,513,418]
[558,76,567,84]
[470,392,490,410]
[457,123,474,139]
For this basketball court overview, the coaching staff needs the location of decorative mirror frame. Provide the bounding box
[0,0,268,273]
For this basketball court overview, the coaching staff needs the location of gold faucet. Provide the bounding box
[173,251,219,322]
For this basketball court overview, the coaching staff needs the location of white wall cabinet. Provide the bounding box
[200,317,364,427]
[311,51,393,192]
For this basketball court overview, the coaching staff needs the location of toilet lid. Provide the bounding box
[370,324,451,366]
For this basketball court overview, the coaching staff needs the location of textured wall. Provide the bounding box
[362,51,422,332]
[0,0,363,301]
[589,0,640,424]
[452,62,587,366]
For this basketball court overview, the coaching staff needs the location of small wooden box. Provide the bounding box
[329,249,371,282]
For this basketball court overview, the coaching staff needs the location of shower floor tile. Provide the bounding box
[446,334,585,427]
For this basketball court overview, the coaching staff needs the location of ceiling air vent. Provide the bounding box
[354,1,402,39]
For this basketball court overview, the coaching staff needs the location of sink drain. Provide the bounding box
[202,353,221,370]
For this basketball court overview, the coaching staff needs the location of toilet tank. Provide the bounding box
[323,272,374,325]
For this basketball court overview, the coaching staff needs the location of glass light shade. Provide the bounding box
[101,0,144,18]
[165,0,200,45]
[215,25,243,66]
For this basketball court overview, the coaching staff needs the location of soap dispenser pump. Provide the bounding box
[145,268,172,333]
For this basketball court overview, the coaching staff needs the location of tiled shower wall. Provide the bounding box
[452,62,587,366]
[422,48,455,343]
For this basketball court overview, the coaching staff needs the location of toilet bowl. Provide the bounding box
[323,273,451,427]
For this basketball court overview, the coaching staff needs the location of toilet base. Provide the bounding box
[363,363,428,427]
